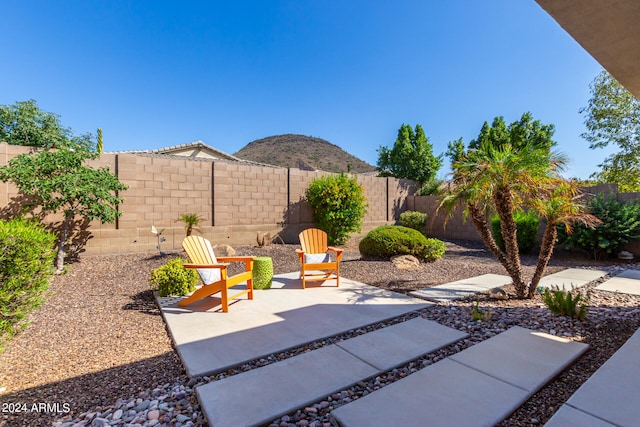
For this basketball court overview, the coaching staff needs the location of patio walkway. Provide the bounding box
[156,272,431,377]
[595,269,640,295]
[331,326,589,427]
[409,268,608,302]
[196,317,467,427]
[545,327,640,427]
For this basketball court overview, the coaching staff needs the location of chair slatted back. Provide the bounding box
[299,228,328,254]
[182,235,217,264]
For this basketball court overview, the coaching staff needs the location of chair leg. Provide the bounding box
[221,288,229,313]
[247,278,254,300]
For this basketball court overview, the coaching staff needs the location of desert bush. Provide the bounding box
[359,225,445,261]
[542,285,589,320]
[0,217,56,351]
[305,174,367,245]
[399,210,429,235]
[558,193,640,259]
[149,258,198,297]
[416,178,444,196]
[491,210,540,254]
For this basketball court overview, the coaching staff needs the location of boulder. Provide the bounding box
[618,250,634,260]
[212,244,236,257]
[390,254,420,270]
[489,287,509,300]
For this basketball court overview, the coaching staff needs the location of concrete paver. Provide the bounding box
[336,317,468,372]
[545,405,616,427]
[196,318,467,427]
[536,268,608,290]
[157,272,431,377]
[409,274,511,302]
[450,326,589,393]
[596,269,640,295]
[331,326,588,427]
[331,358,529,427]
[409,269,608,303]
[545,327,640,427]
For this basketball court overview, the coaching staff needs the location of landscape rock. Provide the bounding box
[489,287,509,300]
[212,244,236,257]
[390,255,420,270]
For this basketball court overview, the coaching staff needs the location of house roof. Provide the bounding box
[536,0,640,98]
[113,140,244,161]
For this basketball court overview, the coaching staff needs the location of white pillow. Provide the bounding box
[304,253,330,264]
[196,238,221,284]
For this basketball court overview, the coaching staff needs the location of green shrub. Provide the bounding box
[0,217,56,351]
[359,225,445,261]
[491,211,540,254]
[558,193,640,260]
[399,211,429,235]
[542,285,589,320]
[416,179,444,196]
[305,174,368,245]
[150,258,198,297]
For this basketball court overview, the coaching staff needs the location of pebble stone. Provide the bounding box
[52,265,640,427]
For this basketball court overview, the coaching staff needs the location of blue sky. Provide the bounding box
[2,1,609,178]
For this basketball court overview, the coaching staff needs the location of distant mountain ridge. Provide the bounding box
[234,134,376,173]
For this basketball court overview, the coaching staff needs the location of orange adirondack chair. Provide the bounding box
[296,228,343,289]
[180,236,254,312]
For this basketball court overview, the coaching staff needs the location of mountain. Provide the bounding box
[234,134,376,173]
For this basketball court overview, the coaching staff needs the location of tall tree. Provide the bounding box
[0,146,127,272]
[581,70,640,191]
[377,124,442,183]
[440,114,596,298]
[0,99,95,151]
[469,112,557,152]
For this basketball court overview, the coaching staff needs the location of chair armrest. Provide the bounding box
[183,263,230,270]
[327,247,344,262]
[217,256,254,270]
[217,256,255,262]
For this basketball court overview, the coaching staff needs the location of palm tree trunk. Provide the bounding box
[468,203,507,265]
[529,221,558,298]
[493,187,526,297]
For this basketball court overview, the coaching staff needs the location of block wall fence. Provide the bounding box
[0,143,417,255]
[3,142,640,257]
[407,182,640,256]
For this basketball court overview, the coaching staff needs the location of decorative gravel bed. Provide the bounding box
[0,240,638,427]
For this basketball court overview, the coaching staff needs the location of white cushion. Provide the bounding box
[304,253,330,264]
[196,238,221,284]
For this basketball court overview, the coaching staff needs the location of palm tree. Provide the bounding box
[528,181,600,297]
[178,213,204,237]
[440,140,593,298]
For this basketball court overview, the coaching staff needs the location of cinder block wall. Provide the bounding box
[0,143,409,255]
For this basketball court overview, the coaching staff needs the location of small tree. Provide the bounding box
[0,99,95,151]
[305,174,367,245]
[581,71,640,192]
[377,124,442,183]
[178,213,204,236]
[0,146,128,272]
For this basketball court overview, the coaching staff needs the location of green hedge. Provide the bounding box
[0,218,56,351]
[359,225,445,261]
[491,211,540,254]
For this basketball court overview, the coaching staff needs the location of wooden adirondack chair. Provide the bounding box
[180,236,254,312]
[296,228,343,289]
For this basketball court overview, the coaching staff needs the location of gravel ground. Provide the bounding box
[1,240,639,427]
